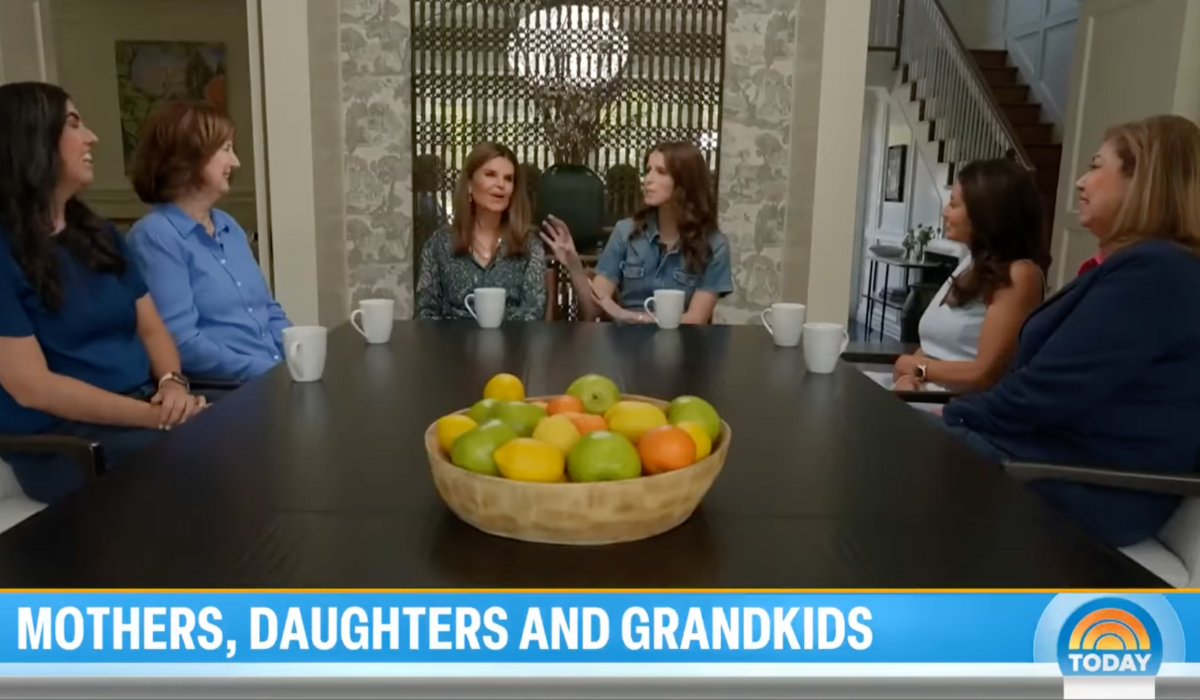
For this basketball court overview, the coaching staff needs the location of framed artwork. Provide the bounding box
[115,40,228,174]
[884,144,907,203]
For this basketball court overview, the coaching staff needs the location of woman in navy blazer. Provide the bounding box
[943,115,1200,548]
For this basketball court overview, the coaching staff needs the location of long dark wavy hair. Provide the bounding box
[0,82,121,312]
[631,142,718,274]
[946,158,1050,306]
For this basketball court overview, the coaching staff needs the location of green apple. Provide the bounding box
[493,400,546,437]
[566,374,621,415]
[567,431,641,482]
[667,396,721,440]
[451,419,517,475]
[466,398,500,424]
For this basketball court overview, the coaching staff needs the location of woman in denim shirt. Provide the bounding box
[542,142,733,324]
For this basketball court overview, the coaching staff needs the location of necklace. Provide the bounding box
[472,234,500,264]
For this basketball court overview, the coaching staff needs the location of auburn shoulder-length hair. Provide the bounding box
[450,142,531,257]
[1102,114,1200,256]
[131,100,235,204]
[946,158,1050,307]
[631,141,718,274]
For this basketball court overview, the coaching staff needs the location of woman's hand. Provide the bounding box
[893,354,921,381]
[538,216,579,267]
[893,375,924,392]
[151,381,207,430]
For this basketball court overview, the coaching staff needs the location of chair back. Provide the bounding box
[535,164,605,256]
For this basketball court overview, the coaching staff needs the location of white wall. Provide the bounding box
[940,0,1079,132]
[852,85,949,334]
[51,0,256,226]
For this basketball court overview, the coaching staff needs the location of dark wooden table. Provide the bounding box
[0,322,1162,588]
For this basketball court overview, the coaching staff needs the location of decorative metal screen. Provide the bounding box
[411,0,727,274]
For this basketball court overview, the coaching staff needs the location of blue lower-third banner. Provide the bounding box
[0,592,1195,674]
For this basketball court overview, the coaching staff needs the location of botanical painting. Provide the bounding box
[115,41,227,173]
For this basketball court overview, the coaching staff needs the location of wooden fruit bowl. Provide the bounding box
[425,394,731,546]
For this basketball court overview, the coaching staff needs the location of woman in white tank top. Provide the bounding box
[892,159,1050,394]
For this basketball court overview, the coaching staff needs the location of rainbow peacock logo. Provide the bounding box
[1056,598,1162,676]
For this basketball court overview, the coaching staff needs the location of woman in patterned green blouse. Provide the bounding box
[416,142,547,321]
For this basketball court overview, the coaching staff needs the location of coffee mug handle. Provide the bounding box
[760,308,774,336]
[840,330,850,354]
[464,293,478,321]
[350,309,368,339]
[643,297,659,325]
[286,340,304,378]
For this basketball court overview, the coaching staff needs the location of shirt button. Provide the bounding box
[273,355,280,361]
[236,281,242,286]
[221,259,227,265]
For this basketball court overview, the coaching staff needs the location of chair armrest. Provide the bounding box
[892,390,958,404]
[1004,460,1200,498]
[0,434,104,479]
[190,377,242,391]
[841,341,920,365]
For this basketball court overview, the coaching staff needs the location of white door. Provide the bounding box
[0,0,56,84]
[1047,0,1190,289]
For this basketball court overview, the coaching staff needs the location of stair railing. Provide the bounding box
[897,0,1033,177]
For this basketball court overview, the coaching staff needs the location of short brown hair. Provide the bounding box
[450,142,531,256]
[131,100,234,204]
[1104,115,1200,256]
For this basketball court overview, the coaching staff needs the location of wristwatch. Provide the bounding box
[158,371,190,391]
[913,363,928,383]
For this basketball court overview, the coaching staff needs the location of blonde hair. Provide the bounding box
[450,142,531,257]
[1103,114,1200,255]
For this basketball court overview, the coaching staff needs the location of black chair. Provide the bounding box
[0,376,241,478]
[535,164,605,256]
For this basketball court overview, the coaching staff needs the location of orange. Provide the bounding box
[638,425,697,475]
[563,412,607,435]
[547,395,584,415]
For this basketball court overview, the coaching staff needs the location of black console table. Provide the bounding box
[862,253,952,342]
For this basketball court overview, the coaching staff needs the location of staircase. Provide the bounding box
[882,0,1063,222]
[971,49,1062,220]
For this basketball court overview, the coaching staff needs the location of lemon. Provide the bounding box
[494,438,565,482]
[676,421,712,460]
[437,414,477,453]
[483,373,525,402]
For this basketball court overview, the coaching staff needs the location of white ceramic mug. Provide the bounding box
[350,298,395,344]
[464,287,507,329]
[802,322,849,374]
[643,289,685,329]
[283,326,328,382]
[761,302,806,347]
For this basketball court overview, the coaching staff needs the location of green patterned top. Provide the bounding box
[415,227,547,321]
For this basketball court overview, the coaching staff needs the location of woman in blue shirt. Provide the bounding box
[943,115,1200,547]
[127,100,291,381]
[541,142,733,324]
[0,83,207,504]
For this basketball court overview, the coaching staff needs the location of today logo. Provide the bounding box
[1055,597,1162,676]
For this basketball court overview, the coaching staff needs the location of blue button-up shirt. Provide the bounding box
[594,215,734,310]
[127,204,291,380]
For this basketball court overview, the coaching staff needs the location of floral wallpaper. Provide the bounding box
[714,0,796,324]
[336,0,795,323]
[340,0,415,318]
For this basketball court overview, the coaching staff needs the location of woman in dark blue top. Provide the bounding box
[943,115,1200,547]
[0,82,207,504]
